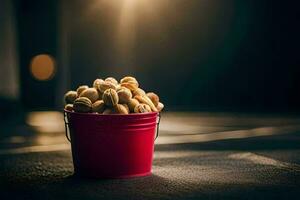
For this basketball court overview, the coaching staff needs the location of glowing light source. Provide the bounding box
[87,0,163,71]
[30,54,56,81]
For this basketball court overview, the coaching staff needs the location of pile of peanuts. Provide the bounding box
[64,76,164,114]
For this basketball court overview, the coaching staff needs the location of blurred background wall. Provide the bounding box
[0,0,19,100]
[0,0,299,112]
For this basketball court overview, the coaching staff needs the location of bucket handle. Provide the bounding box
[155,112,161,140]
[63,111,161,142]
[64,111,71,142]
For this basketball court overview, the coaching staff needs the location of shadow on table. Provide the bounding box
[46,173,180,199]
[3,173,299,200]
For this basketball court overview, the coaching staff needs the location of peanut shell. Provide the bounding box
[134,103,151,113]
[98,81,117,93]
[76,85,89,96]
[146,92,159,107]
[113,104,129,114]
[92,100,106,113]
[127,98,139,112]
[103,108,113,114]
[134,95,158,112]
[117,87,132,104]
[64,91,77,104]
[93,79,104,90]
[157,102,164,112]
[73,97,92,113]
[79,88,99,103]
[105,77,118,86]
[120,82,138,91]
[64,104,74,111]
[122,104,130,113]
[132,88,146,97]
[120,76,138,85]
[102,89,119,106]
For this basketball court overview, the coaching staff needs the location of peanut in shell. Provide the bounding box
[102,88,119,106]
[92,100,106,113]
[79,88,99,103]
[73,97,92,113]
[134,103,151,113]
[64,91,77,104]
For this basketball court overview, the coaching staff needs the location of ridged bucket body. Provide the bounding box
[65,110,158,178]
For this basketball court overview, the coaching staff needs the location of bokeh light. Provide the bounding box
[30,54,56,81]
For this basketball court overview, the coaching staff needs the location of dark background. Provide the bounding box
[1,2,300,199]
[1,0,300,112]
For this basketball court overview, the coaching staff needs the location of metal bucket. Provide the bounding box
[64,110,160,179]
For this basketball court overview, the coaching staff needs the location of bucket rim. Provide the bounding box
[64,109,159,117]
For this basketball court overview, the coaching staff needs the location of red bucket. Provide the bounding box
[64,110,160,179]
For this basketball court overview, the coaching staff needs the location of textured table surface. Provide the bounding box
[0,112,300,200]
